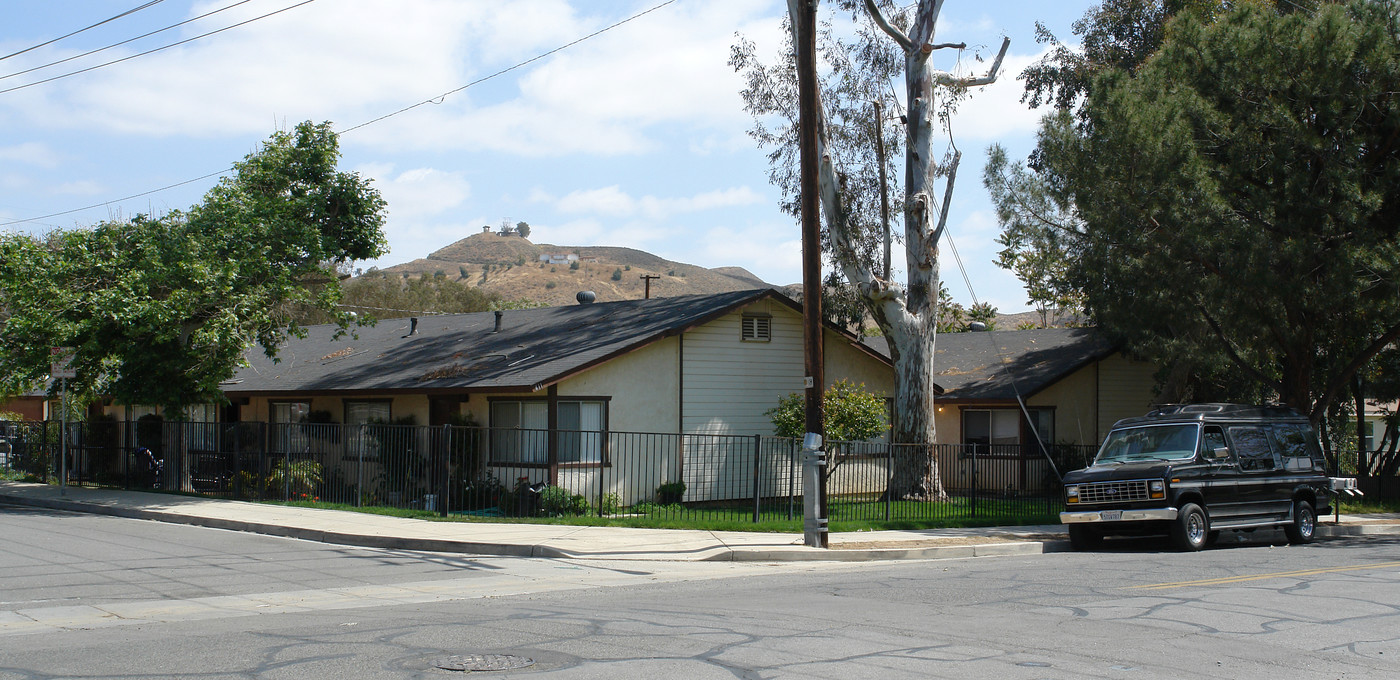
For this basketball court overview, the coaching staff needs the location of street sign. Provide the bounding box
[50,346,76,379]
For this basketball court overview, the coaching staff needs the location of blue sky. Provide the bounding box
[0,0,1095,313]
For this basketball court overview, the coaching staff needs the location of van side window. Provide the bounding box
[1273,424,1323,472]
[1229,426,1279,471]
[1201,426,1229,462]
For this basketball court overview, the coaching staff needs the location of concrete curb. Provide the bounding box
[2,489,1057,562]
[5,486,1395,561]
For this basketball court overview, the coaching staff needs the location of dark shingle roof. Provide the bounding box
[862,327,1116,400]
[226,288,882,396]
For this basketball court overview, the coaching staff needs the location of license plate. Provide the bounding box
[1100,510,1122,521]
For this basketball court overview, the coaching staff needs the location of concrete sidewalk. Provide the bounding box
[2,481,1395,562]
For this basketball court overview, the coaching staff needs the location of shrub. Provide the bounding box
[545,281,557,290]
[540,485,589,516]
[611,268,623,281]
[767,379,887,442]
[656,480,686,504]
[569,261,580,270]
[597,492,622,516]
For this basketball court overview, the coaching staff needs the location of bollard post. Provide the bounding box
[802,433,827,548]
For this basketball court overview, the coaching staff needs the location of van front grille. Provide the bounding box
[1077,480,1150,504]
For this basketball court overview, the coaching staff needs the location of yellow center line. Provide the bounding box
[1126,560,1400,590]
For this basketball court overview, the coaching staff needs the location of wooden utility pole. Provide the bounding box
[640,274,660,299]
[795,0,827,547]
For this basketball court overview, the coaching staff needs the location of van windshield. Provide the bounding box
[1095,424,1200,464]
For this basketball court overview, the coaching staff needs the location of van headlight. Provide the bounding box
[1065,485,1079,503]
[1150,479,1165,499]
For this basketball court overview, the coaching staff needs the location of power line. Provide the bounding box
[0,0,257,83]
[0,0,167,62]
[342,0,678,134]
[0,0,319,95]
[0,0,681,229]
[0,170,230,228]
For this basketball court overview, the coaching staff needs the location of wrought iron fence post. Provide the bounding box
[356,423,364,508]
[233,424,243,499]
[440,424,450,518]
[752,434,761,523]
[885,443,893,522]
[970,444,978,518]
[595,431,606,518]
[787,438,796,521]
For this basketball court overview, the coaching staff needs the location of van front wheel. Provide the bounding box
[1171,503,1209,552]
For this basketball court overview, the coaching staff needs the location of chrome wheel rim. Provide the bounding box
[1300,507,1314,538]
[1187,512,1206,545]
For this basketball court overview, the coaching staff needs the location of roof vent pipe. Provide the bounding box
[576,291,596,304]
[494,310,503,332]
[408,317,419,336]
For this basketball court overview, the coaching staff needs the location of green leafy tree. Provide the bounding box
[767,379,888,443]
[0,121,387,487]
[515,222,531,239]
[1026,2,1400,422]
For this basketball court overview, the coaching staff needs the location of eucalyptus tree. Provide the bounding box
[735,0,1008,499]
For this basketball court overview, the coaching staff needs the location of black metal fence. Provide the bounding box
[1,419,1098,526]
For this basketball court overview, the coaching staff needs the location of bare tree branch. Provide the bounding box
[930,150,960,246]
[934,37,1010,87]
[863,0,913,52]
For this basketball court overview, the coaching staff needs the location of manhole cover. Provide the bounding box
[434,654,536,672]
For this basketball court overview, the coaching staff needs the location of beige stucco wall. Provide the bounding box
[1028,362,1102,447]
[556,335,680,433]
[1095,353,1158,435]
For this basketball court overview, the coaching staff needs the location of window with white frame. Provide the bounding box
[962,408,1054,452]
[270,401,311,423]
[490,400,548,464]
[741,314,771,342]
[489,399,606,465]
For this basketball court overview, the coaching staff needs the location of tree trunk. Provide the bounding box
[885,323,948,500]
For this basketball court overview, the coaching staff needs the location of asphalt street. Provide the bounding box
[2,503,1398,679]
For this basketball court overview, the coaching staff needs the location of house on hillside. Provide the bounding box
[211,289,895,503]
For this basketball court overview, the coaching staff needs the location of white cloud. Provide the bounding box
[367,166,473,221]
[557,185,635,217]
[944,49,1053,142]
[0,142,58,167]
[52,180,105,196]
[557,185,765,219]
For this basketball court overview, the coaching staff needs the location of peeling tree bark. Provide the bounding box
[786,0,1008,500]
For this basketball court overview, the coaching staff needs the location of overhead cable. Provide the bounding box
[0,0,680,228]
[0,0,319,95]
[1,0,256,82]
[0,0,166,62]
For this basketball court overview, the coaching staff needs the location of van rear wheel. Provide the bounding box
[1284,500,1315,544]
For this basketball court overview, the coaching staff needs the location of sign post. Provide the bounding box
[50,348,75,495]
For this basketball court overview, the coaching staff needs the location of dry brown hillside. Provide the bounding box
[375,232,772,305]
